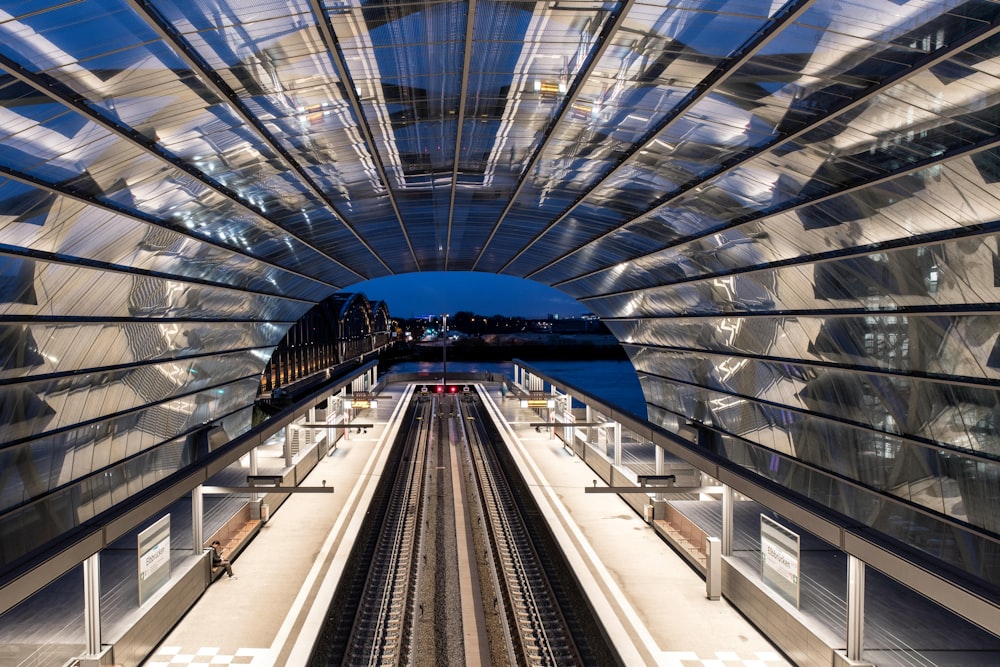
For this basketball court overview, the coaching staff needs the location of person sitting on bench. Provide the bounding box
[210,540,236,579]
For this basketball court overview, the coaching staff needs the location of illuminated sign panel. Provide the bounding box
[138,515,171,605]
[760,514,800,608]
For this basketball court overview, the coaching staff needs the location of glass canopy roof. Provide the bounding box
[2,0,1000,596]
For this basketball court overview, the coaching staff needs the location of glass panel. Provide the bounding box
[0,321,281,381]
[0,348,268,446]
[0,181,329,300]
[0,566,85,666]
[0,1,388,281]
[158,0,404,272]
[0,258,309,321]
[517,3,1000,281]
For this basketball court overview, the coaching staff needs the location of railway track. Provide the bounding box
[309,386,617,666]
[459,394,581,666]
[342,395,431,666]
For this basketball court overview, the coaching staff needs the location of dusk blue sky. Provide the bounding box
[351,272,590,319]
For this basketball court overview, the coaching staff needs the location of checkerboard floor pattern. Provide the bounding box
[660,650,788,667]
[146,646,787,666]
[142,646,271,666]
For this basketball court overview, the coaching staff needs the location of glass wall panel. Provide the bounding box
[0,8,383,284]
[0,348,268,446]
[0,394,256,568]
[0,321,283,380]
[525,10,1000,283]
[0,257,309,322]
[581,232,999,320]
[0,184,330,301]
[609,314,1000,383]
[639,372,1000,584]
[0,565,84,666]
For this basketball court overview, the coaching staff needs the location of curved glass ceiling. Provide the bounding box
[2,0,1000,589]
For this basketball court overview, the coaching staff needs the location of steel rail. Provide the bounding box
[462,395,577,665]
[345,398,429,666]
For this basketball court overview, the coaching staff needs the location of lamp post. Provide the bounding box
[442,313,448,387]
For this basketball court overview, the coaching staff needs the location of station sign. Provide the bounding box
[138,515,171,606]
[760,514,801,608]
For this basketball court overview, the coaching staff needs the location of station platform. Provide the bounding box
[137,380,788,667]
[5,375,998,667]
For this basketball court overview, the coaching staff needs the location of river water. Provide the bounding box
[382,359,647,419]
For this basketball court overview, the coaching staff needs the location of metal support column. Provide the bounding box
[284,425,294,467]
[613,423,622,467]
[192,486,203,553]
[722,484,733,556]
[343,393,351,440]
[249,448,259,502]
[847,555,865,661]
[706,537,721,600]
[83,553,101,656]
[250,445,259,475]
[308,406,317,449]
[654,446,665,501]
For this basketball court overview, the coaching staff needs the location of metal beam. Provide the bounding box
[83,553,101,656]
[445,0,478,268]
[298,422,375,428]
[585,486,723,494]
[202,486,334,494]
[528,422,610,427]
[846,555,865,660]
